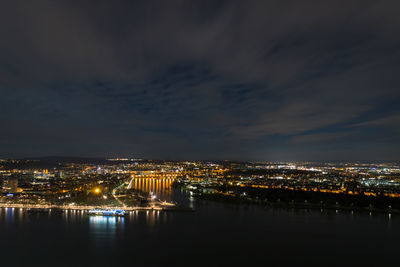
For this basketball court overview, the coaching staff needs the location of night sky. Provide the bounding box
[1,0,399,161]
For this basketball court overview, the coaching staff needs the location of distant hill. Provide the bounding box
[0,156,111,170]
[24,156,110,164]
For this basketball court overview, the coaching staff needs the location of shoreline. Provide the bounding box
[0,203,194,212]
[192,193,400,215]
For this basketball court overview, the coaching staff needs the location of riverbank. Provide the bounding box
[191,191,400,215]
[0,203,194,212]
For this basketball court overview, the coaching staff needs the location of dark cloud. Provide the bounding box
[1,0,400,160]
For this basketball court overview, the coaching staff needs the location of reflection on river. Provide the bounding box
[131,177,174,201]
[0,185,399,266]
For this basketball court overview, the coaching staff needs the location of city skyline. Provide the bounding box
[1,1,400,161]
[1,2,400,266]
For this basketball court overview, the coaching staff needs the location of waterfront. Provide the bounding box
[0,186,399,266]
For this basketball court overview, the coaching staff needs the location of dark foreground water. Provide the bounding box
[0,192,398,266]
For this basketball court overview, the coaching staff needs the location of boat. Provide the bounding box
[87,208,126,216]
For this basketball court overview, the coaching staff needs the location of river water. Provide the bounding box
[0,178,398,266]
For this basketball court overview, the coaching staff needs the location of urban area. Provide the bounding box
[1,157,400,214]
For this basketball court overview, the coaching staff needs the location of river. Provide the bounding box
[0,178,398,266]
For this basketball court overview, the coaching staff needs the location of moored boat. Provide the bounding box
[88,208,126,216]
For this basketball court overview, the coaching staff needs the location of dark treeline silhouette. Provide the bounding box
[198,185,400,213]
[225,169,320,176]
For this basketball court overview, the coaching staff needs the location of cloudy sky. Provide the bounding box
[1,0,399,161]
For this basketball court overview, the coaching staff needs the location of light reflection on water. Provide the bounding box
[89,216,124,235]
[127,210,170,228]
[0,204,396,226]
[5,208,14,223]
[132,178,174,201]
[0,202,399,267]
